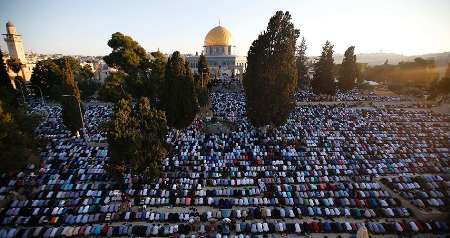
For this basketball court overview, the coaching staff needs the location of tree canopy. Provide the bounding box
[103,32,150,76]
[243,11,299,127]
[0,49,16,106]
[31,56,91,101]
[162,51,199,129]
[442,64,450,93]
[312,41,335,95]
[98,73,129,102]
[107,97,167,181]
[80,64,94,80]
[431,63,450,96]
[103,33,167,102]
[364,57,439,94]
[0,101,41,173]
[78,79,101,99]
[338,46,357,91]
[147,51,167,102]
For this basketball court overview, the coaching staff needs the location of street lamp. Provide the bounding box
[61,94,88,142]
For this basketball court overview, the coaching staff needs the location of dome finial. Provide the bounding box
[6,21,15,27]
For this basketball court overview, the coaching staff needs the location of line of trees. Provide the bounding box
[364,58,440,95]
[243,11,362,128]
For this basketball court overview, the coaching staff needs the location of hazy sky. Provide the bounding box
[1,0,449,56]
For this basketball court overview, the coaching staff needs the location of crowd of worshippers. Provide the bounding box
[0,85,449,237]
[382,175,449,211]
[295,90,402,102]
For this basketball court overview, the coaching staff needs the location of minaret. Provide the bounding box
[3,21,27,64]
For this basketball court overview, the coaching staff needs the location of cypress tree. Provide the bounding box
[243,11,299,127]
[162,51,199,129]
[338,46,357,91]
[296,37,309,90]
[312,41,335,95]
[61,59,83,136]
[148,51,167,102]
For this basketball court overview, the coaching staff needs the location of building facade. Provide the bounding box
[186,25,246,78]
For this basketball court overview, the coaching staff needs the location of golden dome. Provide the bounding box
[204,26,232,46]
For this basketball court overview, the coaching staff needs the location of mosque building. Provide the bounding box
[2,21,33,82]
[186,25,247,79]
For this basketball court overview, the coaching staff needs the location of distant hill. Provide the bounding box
[315,52,450,78]
[331,52,450,66]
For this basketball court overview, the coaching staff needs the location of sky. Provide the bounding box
[0,0,449,57]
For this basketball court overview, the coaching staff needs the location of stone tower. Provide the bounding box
[3,21,31,81]
[4,21,27,63]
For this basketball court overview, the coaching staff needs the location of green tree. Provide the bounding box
[296,37,309,90]
[107,97,167,181]
[433,64,450,95]
[78,79,101,99]
[364,61,394,84]
[60,60,83,136]
[31,57,90,100]
[0,101,41,173]
[162,51,199,129]
[80,64,94,80]
[1,50,41,173]
[243,11,299,127]
[194,75,209,107]
[312,41,335,95]
[147,51,167,101]
[6,58,22,79]
[53,57,83,79]
[195,54,210,107]
[103,32,168,101]
[98,73,129,102]
[338,46,357,91]
[31,59,63,100]
[103,32,150,76]
[0,49,17,106]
